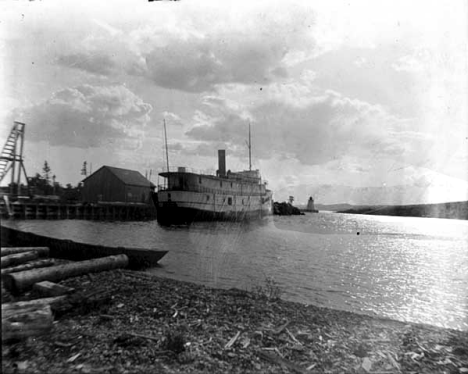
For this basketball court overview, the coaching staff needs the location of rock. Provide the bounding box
[273,202,304,216]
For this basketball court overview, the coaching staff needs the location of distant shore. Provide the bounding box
[2,270,467,373]
[336,200,468,220]
[303,201,468,220]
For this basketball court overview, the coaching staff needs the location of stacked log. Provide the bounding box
[1,247,50,269]
[1,247,129,342]
[3,254,129,294]
[1,259,56,275]
[1,252,40,269]
[1,247,50,257]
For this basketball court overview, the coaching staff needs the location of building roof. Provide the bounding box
[83,166,155,187]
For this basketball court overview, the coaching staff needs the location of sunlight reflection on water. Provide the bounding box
[3,213,468,330]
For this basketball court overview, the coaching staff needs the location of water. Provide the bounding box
[3,213,468,331]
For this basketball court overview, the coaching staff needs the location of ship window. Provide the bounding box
[220,181,223,187]
[228,197,232,205]
[199,177,202,184]
[206,195,210,201]
[242,199,244,205]
[230,182,233,188]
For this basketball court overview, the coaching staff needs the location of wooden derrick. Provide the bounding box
[1,251,39,268]
[3,254,129,294]
[1,247,50,257]
[1,259,56,275]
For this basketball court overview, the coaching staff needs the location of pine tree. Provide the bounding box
[81,161,87,176]
[42,161,51,184]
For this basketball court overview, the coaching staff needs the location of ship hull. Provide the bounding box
[155,204,270,225]
[153,190,272,226]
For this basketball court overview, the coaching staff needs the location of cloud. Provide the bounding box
[50,1,316,92]
[13,84,152,149]
[57,53,117,76]
[185,89,424,167]
[186,111,248,145]
[273,167,468,205]
[162,111,184,126]
[138,2,315,92]
[142,33,293,92]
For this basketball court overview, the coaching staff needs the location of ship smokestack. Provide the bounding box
[218,150,226,177]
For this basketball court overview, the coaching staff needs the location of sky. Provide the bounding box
[1,0,467,205]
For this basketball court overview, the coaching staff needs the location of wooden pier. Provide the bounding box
[0,201,156,221]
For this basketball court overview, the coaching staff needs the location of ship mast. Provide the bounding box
[248,121,252,171]
[163,118,170,173]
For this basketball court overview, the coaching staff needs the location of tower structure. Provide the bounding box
[0,122,29,195]
[306,196,318,212]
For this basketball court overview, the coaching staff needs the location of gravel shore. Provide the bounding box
[2,270,467,373]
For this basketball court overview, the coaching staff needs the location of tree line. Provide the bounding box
[3,161,85,203]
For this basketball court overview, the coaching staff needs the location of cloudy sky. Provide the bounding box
[1,0,467,205]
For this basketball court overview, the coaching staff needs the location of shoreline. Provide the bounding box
[2,270,467,374]
[148,268,466,333]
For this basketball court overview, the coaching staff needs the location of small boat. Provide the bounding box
[153,123,273,225]
[1,225,167,268]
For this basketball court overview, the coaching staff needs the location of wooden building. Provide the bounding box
[81,166,155,204]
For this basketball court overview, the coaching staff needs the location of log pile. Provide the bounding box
[1,246,50,257]
[1,259,56,275]
[3,254,128,294]
[1,251,40,269]
[1,246,129,343]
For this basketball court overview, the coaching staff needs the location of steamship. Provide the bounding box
[153,149,273,225]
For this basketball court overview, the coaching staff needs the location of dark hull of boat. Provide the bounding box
[0,225,167,269]
[155,202,269,226]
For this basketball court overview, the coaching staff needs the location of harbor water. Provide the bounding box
[2,213,467,331]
